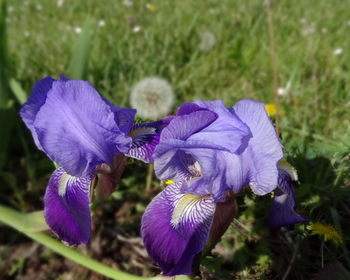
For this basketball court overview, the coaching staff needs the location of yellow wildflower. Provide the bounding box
[265,103,276,116]
[307,222,343,245]
[146,3,157,12]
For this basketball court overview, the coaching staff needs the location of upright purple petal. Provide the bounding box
[232,99,283,195]
[33,80,132,177]
[19,77,55,150]
[268,169,306,230]
[126,117,173,163]
[160,110,218,141]
[141,181,215,276]
[193,100,251,153]
[44,168,92,245]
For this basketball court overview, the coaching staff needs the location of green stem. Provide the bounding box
[0,204,151,280]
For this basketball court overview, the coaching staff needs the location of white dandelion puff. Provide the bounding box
[122,0,133,6]
[36,4,42,11]
[24,31,30,37]
[7,6,14,12]
[300,19,315,36]
[132,25,141,33]
[98,20,105,27]
[198,31,216,52]
[130,77,174,120]
[56,0,64,7]
[333,48,343,56]
[74,27,82,34]
[277,87,287,96]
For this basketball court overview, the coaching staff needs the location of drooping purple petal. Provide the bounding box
[33,80,132,177]
[104,103,136,135]
[232,99,283,195]
[19,77,55,150]
[141,181,215,276]
[126,117,173,163]
[268,169,306,230]
[44,167,92,245]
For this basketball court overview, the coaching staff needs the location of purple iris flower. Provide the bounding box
[268,161,306,230]
[20,76,169,246]
[141,99,304,276]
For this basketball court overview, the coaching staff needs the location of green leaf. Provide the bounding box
[67,20,92,79]
[9,78,27,104]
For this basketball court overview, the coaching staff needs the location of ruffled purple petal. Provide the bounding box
[126,117,173,163]
[33,80,132,177]
[154,138,230,183]
[193,100,251,153]
[44,167,92,245]
[160,110,218,141]
[19,77,55,150]
[268,170,306,230]
[141,181,215,276]
[232,99,283,195]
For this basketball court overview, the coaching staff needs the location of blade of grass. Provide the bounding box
[9,78,27,104]
[67,20,92,79]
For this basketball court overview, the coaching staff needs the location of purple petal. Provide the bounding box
[33,80,132,177]
[141,181,215,276]
[104,102,136,135]
[44,167,92,245]
[268,170,306,230]
[160,110,218,141]
[232,99,283,195]
[193,100,251,153]
[176,103,204,116]
[19,77,55,150]
[154,138,230,183]
[126,117,173,163]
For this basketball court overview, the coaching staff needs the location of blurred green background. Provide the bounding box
[0,0,349,279]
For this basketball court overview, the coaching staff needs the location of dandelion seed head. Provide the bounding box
[198,31,216,52]
[56,0,64,7]
[74,27,82,34]
[24,31,30,37]
[130,77,174,120]
[122,0,133,6]
[277,87,287,96]
[132,26,141,33]
[36,4,42,11]
[98,20,105,27]
[300,19,315,36]
[333,48,343,56]
[7,6,14,12]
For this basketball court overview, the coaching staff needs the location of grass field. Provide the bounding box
[1,0,350,279]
